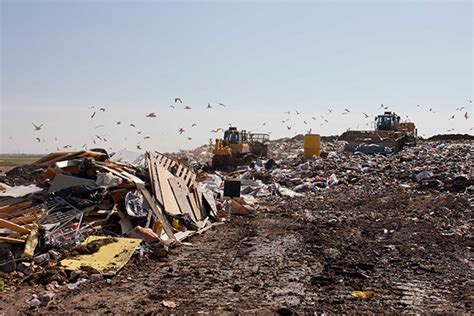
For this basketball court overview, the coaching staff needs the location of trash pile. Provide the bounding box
[0,150,223,294]
[195,139,473,202]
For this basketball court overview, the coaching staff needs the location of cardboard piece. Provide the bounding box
[48,174,97,193]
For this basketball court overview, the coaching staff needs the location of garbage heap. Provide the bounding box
[0,150,222,284]
[183,139,473,201]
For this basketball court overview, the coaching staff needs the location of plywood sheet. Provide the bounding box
[140,188,177,241]
[156,165,180,216]
[168,177,196,222]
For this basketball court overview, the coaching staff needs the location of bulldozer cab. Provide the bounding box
[223,127,247,144]
[376,112,400,131]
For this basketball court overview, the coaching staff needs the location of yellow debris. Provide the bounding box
[60,236,141,273]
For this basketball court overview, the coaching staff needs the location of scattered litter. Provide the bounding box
[351,291,375,299]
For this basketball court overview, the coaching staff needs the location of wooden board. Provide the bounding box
[11,213,45,224]
[156,165,181,216]
[0,200,32,214]
[140,188,177,241]
[147,155,163,206]
[202,191,218,217]
[0,218,31,234]
[0,236,25,244]
[152,151,196,189]
[168,177,196,222]
[0,207,38,219]
[100,166,145,189]
[188,192,202,221]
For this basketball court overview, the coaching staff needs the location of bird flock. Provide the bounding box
[15,98,474,153]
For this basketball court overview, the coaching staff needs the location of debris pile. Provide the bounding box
[0,149,222,299]
[195,140,473,203]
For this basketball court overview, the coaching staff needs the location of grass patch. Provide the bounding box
[0,155,41,167]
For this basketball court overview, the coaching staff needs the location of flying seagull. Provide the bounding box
[32,123,43,131]
[207,103,212,109]
[146,112,156,118]
[91,112,96,119]
[178,128,185,134]
[192,123,197,127]
[99,107,106,112]
[130,123,136,128]
[116,121,121,125]
[35,137,41,143]
[465,112,470,119]
[286,125,291,130]
[170,105,175,109]
[95,125,104,128]
[363,113,370,118]
[184,106,192,110]
[219,103,226,107]
[175,98,182,103]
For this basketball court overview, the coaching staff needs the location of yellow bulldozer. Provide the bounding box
[212,127,269,169]
[339,112,417,154]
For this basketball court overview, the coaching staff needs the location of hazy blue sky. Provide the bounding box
[1,0,472,154]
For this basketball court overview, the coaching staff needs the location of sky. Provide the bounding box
[1,0,472,154]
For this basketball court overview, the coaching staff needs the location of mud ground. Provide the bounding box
[1,184,472,314]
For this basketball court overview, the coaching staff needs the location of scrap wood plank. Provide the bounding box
[156,165,181,216]
[202,191,218,217]
[0,218,31,234]
[100,166,145,189]
[140,188,177,242]
[0,200,32,214]
[173,230,196,242]
[0,207,40,219]
[147,154,163,206]
[33,152,81,167]
[153,151,196,189]
[0,197,28,208]
[168,177,196,222]
[11,213,46,224]
[0,236,25,244]
[194,187,203,210]
[197,222,224,235]
[176,164,183,177]
[188,192,202,221]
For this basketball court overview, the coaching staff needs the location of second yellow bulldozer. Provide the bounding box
[339,112,417,154]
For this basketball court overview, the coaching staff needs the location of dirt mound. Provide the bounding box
[427,134,474,141]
